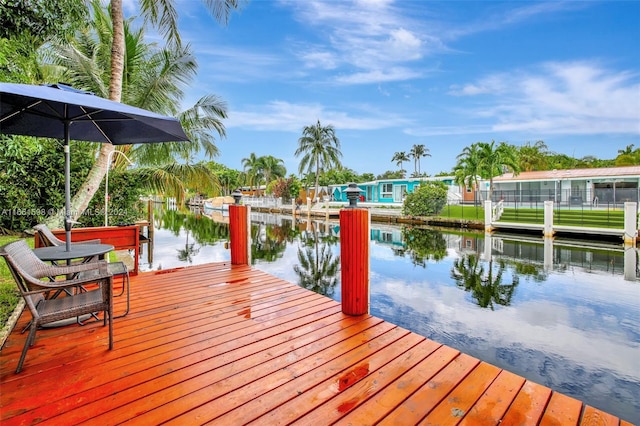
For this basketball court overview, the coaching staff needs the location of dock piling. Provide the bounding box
[229,190,251,265]
[340,184,369,315]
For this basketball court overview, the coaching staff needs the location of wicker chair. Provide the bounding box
[0,240,113,373]
[33,224,101,247]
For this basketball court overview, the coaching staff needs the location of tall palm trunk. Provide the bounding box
[46,0,124,228]
[314,157,320,203]
[108,0,124,103]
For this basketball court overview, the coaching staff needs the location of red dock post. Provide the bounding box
[229,203,250,265]
[340,184,369,315]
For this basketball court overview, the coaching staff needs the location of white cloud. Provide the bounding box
[389,27,422,56]
[449,61,640,136]
[190,46,284,83]
[354,0,394,8]
[404,124,495,137]
[285,0,437,84]
[335,67,423,84]
[226,100,411,132]
[301,51,339,70]
[444,2,589,41]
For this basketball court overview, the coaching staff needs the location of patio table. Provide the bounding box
[33,243,114,265]
[32,243,114,326]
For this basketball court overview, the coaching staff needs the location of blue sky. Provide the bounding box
[131,0,639,177]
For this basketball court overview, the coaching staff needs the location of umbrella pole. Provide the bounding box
[64,121,72,252]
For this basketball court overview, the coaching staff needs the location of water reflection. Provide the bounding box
[251,216,289,263]
[396,227,448,265]
[293,221,340,297]
[139,209,639,422]
[451,254,518,309]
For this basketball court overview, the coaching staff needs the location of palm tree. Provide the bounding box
[295,120,342,202]
[50,1,226,210]
[409,144,431,176]
[454,143,483,203]
[615,144,639,167]
[59,0,242,224]
[518,140,548,172]
[211,164,241,196]
[177,228,200,263]
[391,151,410,174]
[477,141,520,200]
[241,152,263,194]
[618,144,635,156]
[454,141,520,202]
[259,155,286,190]
[251,222,288,262]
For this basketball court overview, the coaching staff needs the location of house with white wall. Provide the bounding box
[485,166,640,205]
[329,176,462,204]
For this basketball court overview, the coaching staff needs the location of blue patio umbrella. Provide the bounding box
[0,82,190,251]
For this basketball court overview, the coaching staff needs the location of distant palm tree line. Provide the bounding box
[210,137,637,201]
[392,144,431,177]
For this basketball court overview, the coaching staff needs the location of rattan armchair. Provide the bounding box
[0,239,113,373]
[33,224,101,247]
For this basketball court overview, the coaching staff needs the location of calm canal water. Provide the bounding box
[139,207,640,422]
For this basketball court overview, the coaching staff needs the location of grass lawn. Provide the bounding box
[498,208,625,228]
[436,205,484,220]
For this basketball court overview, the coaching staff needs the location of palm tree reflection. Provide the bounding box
[293,220,340,297]
[156,207,229,265]
[451,253,518,310]
[177,228,200,263]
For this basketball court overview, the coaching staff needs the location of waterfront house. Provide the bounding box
[485,165,640,206]
[329,176,461,204]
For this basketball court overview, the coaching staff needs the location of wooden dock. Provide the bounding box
[0,263,632,425]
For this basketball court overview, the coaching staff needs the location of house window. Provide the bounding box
[381,183,393,198]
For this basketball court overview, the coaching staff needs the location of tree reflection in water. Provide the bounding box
[293,220,340,297]
[250,218,294,263]
[177,228,200,263]
[451,253,518,310]
[156,208,229,264]
[396,226,448,266]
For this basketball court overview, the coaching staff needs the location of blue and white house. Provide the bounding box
[329,176,461,204]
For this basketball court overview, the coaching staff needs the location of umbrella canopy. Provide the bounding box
[0,82,190,250]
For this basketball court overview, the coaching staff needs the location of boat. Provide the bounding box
[203,196,234,212]
[202,208,229,224]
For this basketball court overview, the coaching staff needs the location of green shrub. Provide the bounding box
[0,136,94,233]
[402,181,448,216]
[82,169,146,227]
